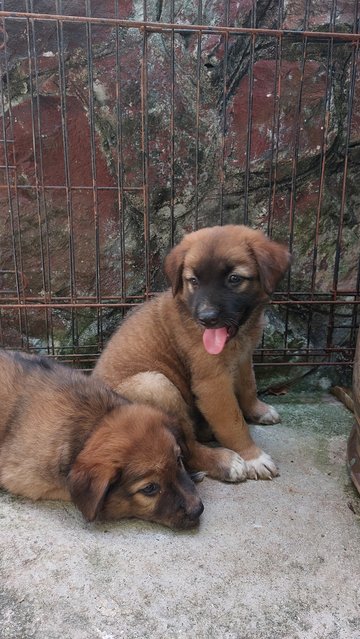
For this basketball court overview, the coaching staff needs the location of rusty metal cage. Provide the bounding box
[0,1,359,378]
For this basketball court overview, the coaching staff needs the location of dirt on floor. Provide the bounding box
[1,392,360,639]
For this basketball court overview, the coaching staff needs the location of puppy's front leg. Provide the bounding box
[193,374,278,480]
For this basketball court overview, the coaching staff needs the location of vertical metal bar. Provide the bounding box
[55,0,78,349]
[219,0,230,225]
[140,24,151,296]
[243,2,258,224]
[349,0,360,351]
[267,3,284,236]
[350,255,360,351]
[114,0,126,304]
[263,27,284,361]
[169,0,175,243]
[243,33,255,225]
[327,37,359,354]
[194,0,202,231]
[306,0,336,353]
[85,0,102,348]
[0,15,27,346]
[29,1,55,354]
[0,308,3,346]
[307,0,336,358]
[283,6,310,353]
[278,0,285,29]
[267,39,282,238]
[25,4,53,353]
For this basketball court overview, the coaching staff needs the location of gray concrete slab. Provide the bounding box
[1,392,359,639]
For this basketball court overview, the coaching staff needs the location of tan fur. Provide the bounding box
[94,225,290,481]
[0,350,203,529]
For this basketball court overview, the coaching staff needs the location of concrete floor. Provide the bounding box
[1,392,359,639]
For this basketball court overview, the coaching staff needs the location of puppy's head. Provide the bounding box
[165,225,290,354]
[67,404,203,530]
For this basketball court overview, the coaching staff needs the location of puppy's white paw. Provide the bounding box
[256,404,281,425]
[245,451,279,480]
[223,452,248,483]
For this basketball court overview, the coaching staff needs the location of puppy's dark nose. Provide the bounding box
[197,308,219,327]
[187,500,204,521]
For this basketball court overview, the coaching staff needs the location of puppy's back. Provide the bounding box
[0,350,41,444]
[0,350,125,446]
[0,350,129,500]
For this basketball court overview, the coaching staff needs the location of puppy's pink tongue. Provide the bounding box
[203,327,228,355]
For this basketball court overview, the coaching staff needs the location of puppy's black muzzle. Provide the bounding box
[178,499,204,529]
[186,500,204,521]
[197,308,220,327]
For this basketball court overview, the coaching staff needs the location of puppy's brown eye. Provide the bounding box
[187,277,198,287]
[139,483,160,496]
[228,273,243,285]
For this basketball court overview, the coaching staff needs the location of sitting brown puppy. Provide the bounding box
[94,225,290,482]
[0,350,203,529]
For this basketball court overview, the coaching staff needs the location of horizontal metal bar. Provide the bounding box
[0,302,141,309]
[273,290,360,297]
[0,294,145,302]
[256,346,355,357]
[30,361,356,370]
[13,344,352,357]
[271,299,360,305]
[17,346,352,357]
[0,184,144,192]
[2,291,354,301]
[0,299,358,308]
[0,10,359,42]
[254,361,354,367]
[0,349,351,368]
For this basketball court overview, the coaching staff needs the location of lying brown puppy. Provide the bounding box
[94,225,290,482]
[0,350,203,529]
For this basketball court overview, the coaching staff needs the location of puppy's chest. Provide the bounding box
[223,337,250,377]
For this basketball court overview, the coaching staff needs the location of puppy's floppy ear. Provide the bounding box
[67,462,118,522]
[166,416,190,462]
[249,234,291,295]
[67,423,124,521]
[166,416,205,482]
[164,243,186,296]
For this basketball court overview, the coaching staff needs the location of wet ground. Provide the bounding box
[1,392,359,639]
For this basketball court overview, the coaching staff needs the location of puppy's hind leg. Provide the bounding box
[116,372,247,483]
[114,371,189,416]
[236,352,281,425]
